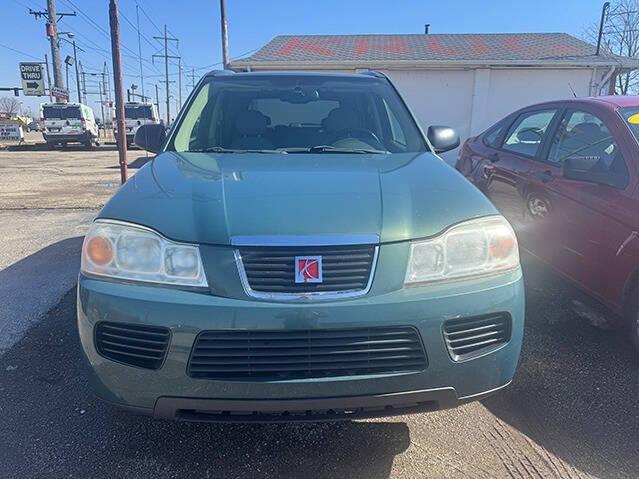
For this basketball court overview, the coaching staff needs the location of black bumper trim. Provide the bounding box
[153,387,461,423]
[44,132,91,142]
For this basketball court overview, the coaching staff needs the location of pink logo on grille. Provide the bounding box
[295,256,323,283]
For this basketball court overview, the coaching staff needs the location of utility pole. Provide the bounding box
[153,25,179,126]
[596,2,611,56]
[135,3,145,100]
[103,62,112,127]
[29,1,76,102]
[44,53,53,102]
[72,39,82,103]
[59,33,84,102]
[65,60,70,96]
[154,84,160,120]
[79,61,87,102]
[178,58,182,110]
[109,0,128,184]
[104,62,112,105]
[190,68,197,91]
[98,80,105,134]
[220,0,229,69]
[47,0,63,94]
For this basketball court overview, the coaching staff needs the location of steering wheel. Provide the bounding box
[330,128,384,149]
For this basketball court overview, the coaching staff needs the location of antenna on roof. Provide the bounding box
[424,24,430,34]
[568,83,577,98]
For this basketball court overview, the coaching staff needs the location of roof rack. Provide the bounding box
[204,70,235,78]
[359,70,388,79]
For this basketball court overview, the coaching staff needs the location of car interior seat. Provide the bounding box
[230,110,275,150]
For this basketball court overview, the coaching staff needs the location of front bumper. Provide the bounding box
[78,265,524,421]
[44,131,90,143]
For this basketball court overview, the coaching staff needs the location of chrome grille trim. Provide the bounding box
[231,234,380,247]
[233,237,379,302]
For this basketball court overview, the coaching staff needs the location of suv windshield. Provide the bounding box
[43,105,81,120]
[169,74,426,154]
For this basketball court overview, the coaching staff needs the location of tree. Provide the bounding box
[585,0,639,95]
[0,97,21,117]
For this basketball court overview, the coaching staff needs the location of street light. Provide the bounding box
[59,32,84,103]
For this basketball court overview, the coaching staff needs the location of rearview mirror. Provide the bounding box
[427,125,460,153]
[134,124,166,153]
[563,156,620,188]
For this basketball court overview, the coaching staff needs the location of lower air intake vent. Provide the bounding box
[95,322,170,370]
[443,313,511,361]
[188,327,427,381]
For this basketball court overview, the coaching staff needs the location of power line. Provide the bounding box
[0,42,43,61]
[60,0,162,76]
[136,1,163,35]
[192,47,261,72]
[153,25,179,124]
[66,33,142,79]
[60,0,110,39]
[9,0,37,10]
[119,8,157,51]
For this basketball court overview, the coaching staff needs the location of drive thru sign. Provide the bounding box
[19,63,45,96]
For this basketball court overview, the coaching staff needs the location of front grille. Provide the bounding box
[443,313,511,361]
[188,327,427,381]
[237,245,376,295]
[95,321,170,370]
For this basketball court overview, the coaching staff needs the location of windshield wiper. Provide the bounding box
[283,145,389,154]
[187,146,285,154]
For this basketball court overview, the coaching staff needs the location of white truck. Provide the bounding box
[115,102,161,146]
[41,102,100,149]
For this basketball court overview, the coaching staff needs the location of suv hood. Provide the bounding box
[99,151,497,245]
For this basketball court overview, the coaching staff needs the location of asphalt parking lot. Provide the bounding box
[0,136,638,478]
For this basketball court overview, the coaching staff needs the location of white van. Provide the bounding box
[41,102,99,149]
[116,102,160,146]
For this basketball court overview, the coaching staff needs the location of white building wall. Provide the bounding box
[383,67,602,164]
[382,69,476,146]
[483,68,595,128]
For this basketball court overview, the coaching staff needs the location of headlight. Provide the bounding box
[405,216,519,285]
[81,220,208,288]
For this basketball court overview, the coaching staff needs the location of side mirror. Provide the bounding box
[516,128,542,143]
[563,156,619,188]
[427,125,460,153]
[134,123,166,153]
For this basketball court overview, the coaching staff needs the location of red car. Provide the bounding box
[457,96,639,350]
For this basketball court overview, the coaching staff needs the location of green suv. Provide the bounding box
[78,71,524,422]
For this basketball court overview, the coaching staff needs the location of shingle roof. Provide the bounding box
[230,33,638,68]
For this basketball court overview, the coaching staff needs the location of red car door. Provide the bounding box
[467,107,562,261]
[532,103,639,311]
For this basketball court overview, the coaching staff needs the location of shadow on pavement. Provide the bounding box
[0,289,410,478]
[108,155,154,169]
[106,155,154,170]
[0,237,84,355]
[483,257,639,478]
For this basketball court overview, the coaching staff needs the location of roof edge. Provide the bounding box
[230,58,638,70]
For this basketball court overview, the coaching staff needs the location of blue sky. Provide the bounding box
[3,0,604,117]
